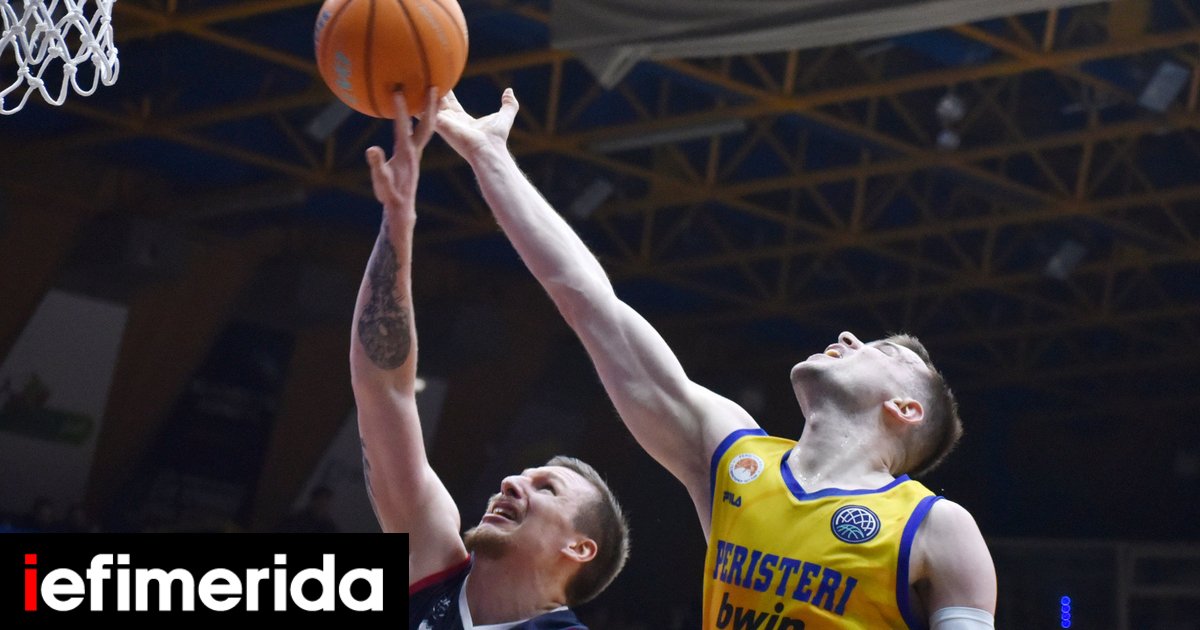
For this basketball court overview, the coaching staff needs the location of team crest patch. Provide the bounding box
[728,453,764,484]
[831,505,881,543]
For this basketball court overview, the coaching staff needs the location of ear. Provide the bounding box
[562,537,597,564]
[883,397,924,426]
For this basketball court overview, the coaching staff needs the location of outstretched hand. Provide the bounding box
[365,88,439,219]
[436,88,519,159]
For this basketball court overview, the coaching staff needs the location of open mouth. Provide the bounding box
[490,505,517,521]
[483,498,521,525]
[824,347,842,358]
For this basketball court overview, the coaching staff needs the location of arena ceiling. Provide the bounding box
[2,0,1199,537]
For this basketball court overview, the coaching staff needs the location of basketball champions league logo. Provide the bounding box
[830,505,881,543]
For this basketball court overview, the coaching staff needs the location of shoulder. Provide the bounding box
[708,429,786,483]
[711,428,789,461]
[917,500,990,563]
[924,499,980,532]
[911,499,996,613]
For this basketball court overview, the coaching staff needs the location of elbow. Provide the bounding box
[349,344,413,400]
[349,366,382,404]
[348,344,374,390]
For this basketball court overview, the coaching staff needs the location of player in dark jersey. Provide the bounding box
[434,89,996,629]
[353,91,630,630]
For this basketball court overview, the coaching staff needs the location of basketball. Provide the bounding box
[314,0,469,119]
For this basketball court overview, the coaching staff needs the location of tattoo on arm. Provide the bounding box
[361,437,381,518]
[357,230,412,369]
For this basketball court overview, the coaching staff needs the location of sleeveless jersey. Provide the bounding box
[409,557,587,630]
[704,429,942,630]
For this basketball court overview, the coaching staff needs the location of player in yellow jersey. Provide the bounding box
[435,89,997,629]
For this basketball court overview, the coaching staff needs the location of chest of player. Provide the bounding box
[709,490,917,605]
[703,441,936,629]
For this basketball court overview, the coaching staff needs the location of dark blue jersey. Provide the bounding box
[409,557,587,630]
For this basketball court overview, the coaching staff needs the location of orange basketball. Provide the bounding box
[314,0,469,119]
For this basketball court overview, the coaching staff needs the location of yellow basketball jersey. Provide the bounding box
[703,429,941,630]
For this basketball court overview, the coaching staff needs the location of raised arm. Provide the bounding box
[351,91,467,582]
[436,90,758,531]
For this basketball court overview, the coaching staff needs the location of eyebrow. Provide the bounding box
[877,341,927,370]
[523,468,567,485]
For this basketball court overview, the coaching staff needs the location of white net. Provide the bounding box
[0,0,118,114]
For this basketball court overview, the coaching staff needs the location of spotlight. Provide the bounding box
[567,178,614,220]
[1044,240,1087,281]
[936,92,966,126]
[936,128,961,151]
[305,101,355,141]
[935,91,965,151]
[1138,60,1189,113]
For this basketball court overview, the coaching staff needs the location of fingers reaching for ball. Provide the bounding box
[364,87,439,210]
[365,144,397,209]
[440,89,464,114]
[390,88,438,156]
[494,87,519,135]
[500,87,519,113]
[415,87,439,148]
[434,87,522,159]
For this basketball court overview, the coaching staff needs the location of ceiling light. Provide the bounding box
[936,92,966,126]
[1138,60,1190,113]
[568,178,614,220]
[1044,240,1087,281]
[305,100,355,141]
[936,128,961,151]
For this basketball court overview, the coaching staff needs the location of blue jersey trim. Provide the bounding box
[897,494,942,630]
[779,449,913,500]
[708,428,768,513]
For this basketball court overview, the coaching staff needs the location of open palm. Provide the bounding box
[436,88,519,157]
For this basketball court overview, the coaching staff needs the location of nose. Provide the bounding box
[838,331,863,348]
[500,475,527,499]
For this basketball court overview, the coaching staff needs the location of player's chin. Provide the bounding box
[463,524,513,558]
[790,358,822,381]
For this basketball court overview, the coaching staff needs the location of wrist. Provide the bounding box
[382,205,416,230]
[464,138,514,170]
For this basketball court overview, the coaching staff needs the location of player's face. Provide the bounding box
[790,331,930,404]
[464,465,597,560]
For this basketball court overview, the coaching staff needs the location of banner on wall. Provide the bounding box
[0,290,128,521]
[294,377,448,533]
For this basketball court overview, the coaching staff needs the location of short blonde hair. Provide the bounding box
[546,455,630,605]
[885,334,963,477]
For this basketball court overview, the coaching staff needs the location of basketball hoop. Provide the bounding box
[1,0,119,115]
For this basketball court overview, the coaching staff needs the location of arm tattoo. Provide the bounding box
[361,437,381,518]
[357,230,412,369]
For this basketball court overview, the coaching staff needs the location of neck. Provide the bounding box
[788,407,896,492]
[466,553,567,625]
